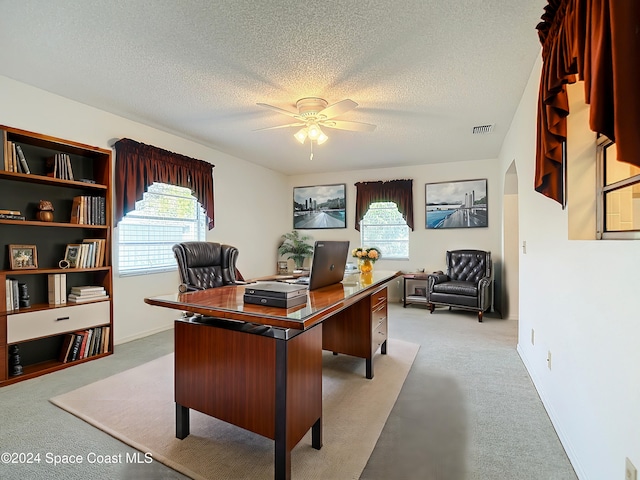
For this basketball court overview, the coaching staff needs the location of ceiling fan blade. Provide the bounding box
[317,99,358,120]
[253,122,305,131]
[321,119,377,132]
[256,103,300,119]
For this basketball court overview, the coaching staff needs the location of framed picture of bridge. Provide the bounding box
[425,179,488,229]
[293,183,346,229]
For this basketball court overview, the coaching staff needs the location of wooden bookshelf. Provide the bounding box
[0,125,113,386]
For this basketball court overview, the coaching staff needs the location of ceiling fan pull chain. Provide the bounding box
[310,141,314,161]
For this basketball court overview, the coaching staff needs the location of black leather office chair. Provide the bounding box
[172,242,241,291]
[427,249,492,322]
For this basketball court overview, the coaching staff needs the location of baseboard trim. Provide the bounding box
[517,344,586,480]
[114,324,174,346]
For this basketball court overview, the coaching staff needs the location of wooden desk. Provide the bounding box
[145,270,399,480]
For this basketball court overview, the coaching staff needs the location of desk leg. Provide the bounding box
[176,403,190,439]
[312,417,322,449]
[366,358,373,379]
[275,339,291,480]
[381,339,387,355]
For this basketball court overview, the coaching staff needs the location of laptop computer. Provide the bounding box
[294,240,349,290]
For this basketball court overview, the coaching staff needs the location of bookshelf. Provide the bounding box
[0,125,113,386]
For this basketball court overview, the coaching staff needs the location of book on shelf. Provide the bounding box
[5,278,19,311]
[70,195,105,225]
[59,333,76,363]
[15,145,30,174]
[70,285,106,295]
[67,294,108,303]
[68,333,84,362]
[45,153,74,180]
[58,326,110,363]
[47,274,67,305]
[83,239,105,267]
[0,213,25,220]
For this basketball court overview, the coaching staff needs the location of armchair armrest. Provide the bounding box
[477,276,492,310]
[427,272,449,287]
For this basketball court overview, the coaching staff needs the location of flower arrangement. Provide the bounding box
[352,247,381,263]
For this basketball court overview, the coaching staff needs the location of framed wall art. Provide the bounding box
[293,183,346,229]
[9,244,38,270]
[425,179,488,229]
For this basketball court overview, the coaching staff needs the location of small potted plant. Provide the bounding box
[278,231,314,270]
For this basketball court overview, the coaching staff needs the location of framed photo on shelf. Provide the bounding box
[426,179,488,229]
[293,183,346,229]
[64,244,81,268]
[414,286,427,297]
[8,244,38,270]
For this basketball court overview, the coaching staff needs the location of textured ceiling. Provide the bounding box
[0,0,544,175]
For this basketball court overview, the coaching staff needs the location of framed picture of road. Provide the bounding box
[293,183,346,229]
[425,179,488,229]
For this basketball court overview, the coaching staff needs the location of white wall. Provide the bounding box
[288,161,503,306]
[499,56,640,480]
[0,75,290,344]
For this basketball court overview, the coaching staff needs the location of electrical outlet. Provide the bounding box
[626,458,637,480]
[531,329,535,345]
[547,350,552,370]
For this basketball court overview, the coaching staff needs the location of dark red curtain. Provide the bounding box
[535,0,640,205]
[114,138,215,229]
[354,179,414,231]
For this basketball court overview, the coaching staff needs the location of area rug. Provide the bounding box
[50,338,419,480]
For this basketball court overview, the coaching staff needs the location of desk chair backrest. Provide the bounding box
[173,242,239,290]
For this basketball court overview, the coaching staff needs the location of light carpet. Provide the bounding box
[50,338,419,480]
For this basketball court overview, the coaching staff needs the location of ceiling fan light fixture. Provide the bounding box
[317,132,328,145]
[294,128,307,144]
[307,123,322,140]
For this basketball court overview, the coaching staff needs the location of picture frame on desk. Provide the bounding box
[8,244,38,270]
[277,261,289,274]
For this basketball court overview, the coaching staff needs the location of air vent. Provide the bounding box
[472,124,494,134]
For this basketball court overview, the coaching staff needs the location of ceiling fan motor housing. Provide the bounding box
[296,97,328,118]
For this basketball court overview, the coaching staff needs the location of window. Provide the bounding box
[597,136,640,239]
[360,202,409,259]
[118,183,206,275]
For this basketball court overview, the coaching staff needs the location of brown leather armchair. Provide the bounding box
[427,249,492,322]
[172,242,241,291]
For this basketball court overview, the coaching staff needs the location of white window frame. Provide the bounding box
[360,201,410,260]
[596,135,640,240]
[118,183,207,276]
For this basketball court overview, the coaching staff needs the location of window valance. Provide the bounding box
[114,138,215,229]
[354,179,414,231]
[535,0,640,205]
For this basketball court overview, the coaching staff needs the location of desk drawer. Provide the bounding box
[370,286,387,312]
[7,301,110,344]
[372,318,387,352]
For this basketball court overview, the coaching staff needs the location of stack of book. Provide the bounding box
[5,278,19,311]
[65,239,106,268]
[0,209,25,220]
[70,195,106,225]
[58,326,110,363]
[2,140,31,174]
[68,285,108,304]
[46,153,74,180]
[48,274,67,305]
[244,282,308,309]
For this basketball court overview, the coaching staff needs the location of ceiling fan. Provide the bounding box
[256,97,376,159]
